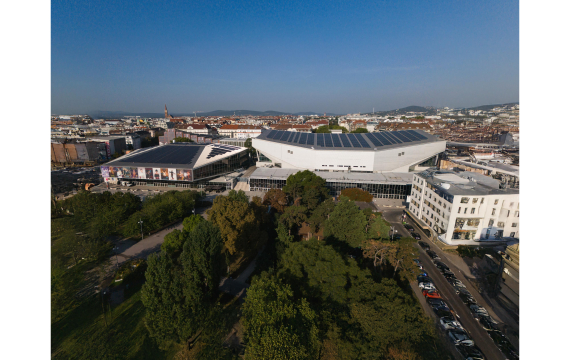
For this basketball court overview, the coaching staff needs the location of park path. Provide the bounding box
[218,246,266,301]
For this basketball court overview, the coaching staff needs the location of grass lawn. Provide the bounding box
[51,287,180,359]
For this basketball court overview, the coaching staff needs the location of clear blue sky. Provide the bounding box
[52,0,519,115]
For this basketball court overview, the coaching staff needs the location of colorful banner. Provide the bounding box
[152,168,161,180]
[109,166,118,177]
[145,168,153,179]
[138,167,146,179]
[160,168,169,180]
[122,167,130,178]
[168,168,177,180]
[101,166,109,178]
[130,167,138,179]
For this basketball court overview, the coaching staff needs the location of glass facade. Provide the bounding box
[250,177,412,199]
[193,152,248,180]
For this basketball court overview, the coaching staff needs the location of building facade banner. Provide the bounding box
[109,166,118,178]
[168,168,177,180]
[160,168,169,180]
[101,166,109,178]
[130,167,138,179]
[152,168,161,180]
[138,167,146,179]
[176,169,192,181]
[145,168,153,179]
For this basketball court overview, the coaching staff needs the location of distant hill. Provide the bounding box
[88,109,335,118]
[465,102,519,111]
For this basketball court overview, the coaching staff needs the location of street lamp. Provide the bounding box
[138,219,144,240]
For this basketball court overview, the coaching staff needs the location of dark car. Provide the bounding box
[404,224,414,232]
[434,307,453,318]
[444,272,458,281]
[418,241,430,250]
[434,260,449,269]
[498,339,519,360]
[458,292,477,305]
[410,232,422,240]
[479,316,500,332]
[456,343,486,360]
[426,250,439,259]
[442,269,455,277]
[447,329,474,346]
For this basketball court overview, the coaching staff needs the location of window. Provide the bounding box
[472,198,478,203]
[488,219,494,227]
[515,211,519,217]
[510,232,515,237]
[497,222,505,228]
[507,210,510,217]
[329,165,334,167]
[439,200,442,205]
[401,152,405,155]
[461,197,469,203]
[464,208,468,214]
[494,199,499,205]
[481,198,484,204]
[458,207,461,214]
[510,202,514,207]
[398,153,401,156]
[512,223,517,227]
[486,229,491,239]
[429,194,432,199]
[492,208,496,215]
[421,181,423,185]
[471,208,475,214]
[443,204,446,209]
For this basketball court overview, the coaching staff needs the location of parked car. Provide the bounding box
[417,275,432,283]
[479,316,500,332]
[419,282,436,290]
[404,224,414,232]
[440,316,464,331]
[427,298,447,308]
[497,338,519,359]
[434,260,448,268]
[469,305,489,317]
[410,232,421,240]
[455,343,486,360]
[418,241,430,250]
[448,329,474,346]
[426,250,440,260]
[418,270,428,277]
[435,307,453,318]
[459,292,478,305]
[454,286,471,296]
[423,289,442,299]
[442,269,455,277]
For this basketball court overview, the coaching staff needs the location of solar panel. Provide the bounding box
[339,133,352,147]
[364,133,383,147]
[332,134,342,147]
[292,132,301,143]
[323,133,333,147]
[391,131,412,143]
[374,132,394,145]
[409,130,427,140]
[347,134,362,148]
[354,133,371,148]
[383,131,402,144]
[316,133,325,147]
[266,130,278,139]
[122,144,202,165]
[299,133,308,144]
[307,133,315,145]
[401,130,421,141]
[284,132,294,142]
[278,131,290,141]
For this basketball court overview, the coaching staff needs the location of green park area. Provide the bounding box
[52,171,452,359]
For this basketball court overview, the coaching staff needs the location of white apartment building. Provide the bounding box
[218,125,262,139]
[409,168,519,245]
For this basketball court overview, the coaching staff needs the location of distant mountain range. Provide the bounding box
[88,110,337,118]
[86,102,517,119]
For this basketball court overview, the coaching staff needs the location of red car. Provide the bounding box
[423,289,442,299]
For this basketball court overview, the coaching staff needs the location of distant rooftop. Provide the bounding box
[250,167,413,184]
[417,168,518,196]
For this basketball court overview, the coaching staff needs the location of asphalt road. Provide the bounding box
[382,209,507,360]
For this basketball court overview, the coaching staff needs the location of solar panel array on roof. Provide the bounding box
[324,133,333,147]
[364,133,383,147]
[346,133,362,148]
[332,134,342,147]
[316,133,325,147]
[339,133,352,147]
[120,145,202,165]
[266,130,278,139]
[354,133,371,148]
[299,132,308,144]
[206,144,240,159]
[408,130,427,140]
[307,133,315,145]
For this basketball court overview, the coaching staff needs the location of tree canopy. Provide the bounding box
[323,196,367,248]
[350,128,369,133]
[282,170,329,210]
[340,188,373,202]
[262,188,289,213]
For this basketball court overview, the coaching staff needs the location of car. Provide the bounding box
[455,287,472,296]
[410,232,421,240]
[440,316,464,331]
[418,269,428,276]
[426,250,440,260]
[434,260,449,268]
[434,307,454,318]
[443,272,457,279]
[404,224,414,232]
[427,297,447,308]
[459,292,477,305]
[497,338,519,360]
[455,343,486,360]
[418,241,430,250]
[419,282,436,290]
[423,289,443,299]
[442,269,455,277]
[479,316,500,332]
[469,305,489,317]
[452,280,466,288]
[417,275,432,283]
[447,329,474,346]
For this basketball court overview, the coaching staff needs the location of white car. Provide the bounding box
[418,282,436,290]
[440,316,464,331]
[447,329,474,346]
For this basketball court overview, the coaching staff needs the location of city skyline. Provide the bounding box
[52,0,519,115]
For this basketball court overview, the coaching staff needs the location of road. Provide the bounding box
[382,209,507,360]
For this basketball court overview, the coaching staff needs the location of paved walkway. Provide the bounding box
[218,246,265,301]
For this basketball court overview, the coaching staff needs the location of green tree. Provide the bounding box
[262,188,289,213]
[182,214,205,233]
[279,205,307,236]
[323,196,367,248]
[314,125,331,133]
[369,215,391,239]
[180,221,224,300]
[351,128,369,133]
[207,194,257,255]
[308,198,335,234]
[161,229,186,256]
[227,189,249,204]
[282,170,329,209]
[242,273,319,360]
[330,125,349,133]
[173,137,193,142]
[340,188,373,202]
